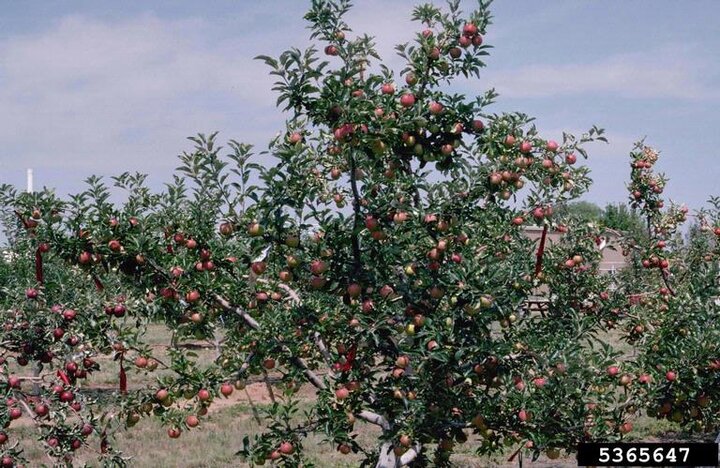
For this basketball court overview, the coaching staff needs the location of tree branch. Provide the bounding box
[253,279,336,377]
[659,267,677,297]
[214,294,328,391]
[213,294,260,330]
[357,410,390,431]
[399,443,422,466]
[348,152,363,275]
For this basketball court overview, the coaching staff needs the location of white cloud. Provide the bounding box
[0,14,276,173]
[484,46,719,100]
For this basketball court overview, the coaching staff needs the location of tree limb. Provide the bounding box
[213,294,260,330]
[399,443,422,466]
[357,410,390,431]
[214,294,328,391]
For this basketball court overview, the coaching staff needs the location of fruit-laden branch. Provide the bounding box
[213,294,395,435]
[659,267,676,296]
[267,279,335,372]
[257,278,335,372]
[213,294,325,390]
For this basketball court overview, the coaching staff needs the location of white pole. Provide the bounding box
[27,168,33,193]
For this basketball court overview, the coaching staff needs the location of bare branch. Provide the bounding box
[357,410,390,431]
[275,282,301,305]
[213,294,260,330]
[399,442,422,465]
[288,356,327,390]
[314,332,334,369]
[18,399,37,419]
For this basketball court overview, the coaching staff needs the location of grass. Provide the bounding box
[8,323,715,467]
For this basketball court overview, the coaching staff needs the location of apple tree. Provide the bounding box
[0,1,649,467]
[610,143,719,436]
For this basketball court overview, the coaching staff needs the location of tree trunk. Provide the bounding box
[375,442,421,468]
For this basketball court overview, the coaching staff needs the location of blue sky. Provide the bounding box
[1,0,718,213]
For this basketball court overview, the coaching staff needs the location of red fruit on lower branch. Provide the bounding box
[220,383,234,397]
[197,389,211,402]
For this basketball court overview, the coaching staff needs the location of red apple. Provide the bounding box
[379,284,394,298]
[310,260,328,275]
[279,441,294,455]
[532,377,547,388]
[251,262,267,275]
[400,93,415,108]
[381,83,395,95]
[197,389,211,402]
[7,376,20,389]
[220,383,234,397]
[81,423,93,436]
[186,290,201,303]
[347,283,362,298]
[463,23,478,36]
[34,403,50,417]
[335,387,349,400]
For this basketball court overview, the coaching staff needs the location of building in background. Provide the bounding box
[523,226,626,275]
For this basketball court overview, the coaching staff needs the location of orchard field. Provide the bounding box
[1,1,719,467]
